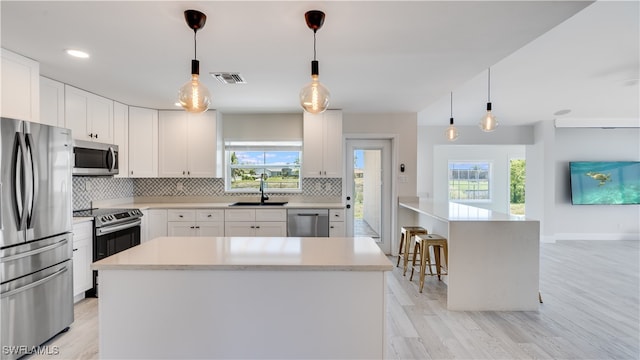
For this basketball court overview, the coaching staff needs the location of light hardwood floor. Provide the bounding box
[29,241,639,360]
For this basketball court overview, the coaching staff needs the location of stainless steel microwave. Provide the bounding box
[72,140,119,176]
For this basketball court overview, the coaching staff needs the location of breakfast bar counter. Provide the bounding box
[399,199,540,311]
[92,236,392,359]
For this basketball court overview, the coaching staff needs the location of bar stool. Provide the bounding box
[396,226,428,276]
[409,234,448,293]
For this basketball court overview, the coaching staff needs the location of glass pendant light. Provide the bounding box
[178,10,211,113]
[300,10,330,114]
[479,68,498,132]
[445,92,459,141]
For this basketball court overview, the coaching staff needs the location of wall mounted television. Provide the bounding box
[569,161,640,205]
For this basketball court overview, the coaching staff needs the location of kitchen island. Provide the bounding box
[399,199,540,311]
[92,236,393,359]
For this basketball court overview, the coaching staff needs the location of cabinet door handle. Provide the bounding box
[250,225,255,229]
[207,214,212,218]
[179,215,183,218]
[183,171,186,175]
[255,226,260,229]
[95,133,98,139]
[195,226,200,229]
[88,133,93,138]
[187,171,190,175]
[131,171,133,175]
[190,226,194,229]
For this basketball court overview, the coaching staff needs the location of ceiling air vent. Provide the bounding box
[210,72,247,84]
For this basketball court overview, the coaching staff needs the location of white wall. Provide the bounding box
[548,127,640,240]
[432,145,525,214]
[419,122,640,241]
[417,124,534,200]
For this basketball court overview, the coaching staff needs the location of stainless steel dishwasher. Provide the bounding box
[287,209,329,237]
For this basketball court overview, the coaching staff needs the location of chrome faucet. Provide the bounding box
[260,173,269,204]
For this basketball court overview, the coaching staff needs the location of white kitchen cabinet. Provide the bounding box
[168,209,224,236]
[140,209,149,243]
[1,48,40,122]
[158,110,218,178]
[113,102,129,178]
[128,106,158,178]
[224,209,287,237]
[146,209,168,242]
[72,221,93,299]
[303,110,342,177]
[64,85,114,143]
[39,76,65,127]
[329,209,346,237]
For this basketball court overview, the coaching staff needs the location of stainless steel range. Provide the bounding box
[73,208,143,297]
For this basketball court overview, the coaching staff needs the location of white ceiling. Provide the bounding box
[1,1,638,127]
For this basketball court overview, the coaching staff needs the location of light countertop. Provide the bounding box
[91,236,393,271]
[399,200,533,222]
[101,202,344,210]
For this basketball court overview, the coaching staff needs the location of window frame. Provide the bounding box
[447,161,492,202]
[224,141,302,193]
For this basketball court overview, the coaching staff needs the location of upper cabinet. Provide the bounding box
[1,49,40,122]
[65,85,114,143]
[113,102,129,178]
[158,110,218,178]
[303,110,343,177]
[129,106,158,178]
[39,76,65,127]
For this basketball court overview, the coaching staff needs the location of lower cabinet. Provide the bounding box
[72,221,93,299]
[167,209,224,236]
[147,209,168,242]
[329,209,346,237]
[225,209,287,237]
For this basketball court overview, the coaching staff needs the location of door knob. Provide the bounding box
[346,204,351,209]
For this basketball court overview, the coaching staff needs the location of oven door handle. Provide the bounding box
[96,219,142,236]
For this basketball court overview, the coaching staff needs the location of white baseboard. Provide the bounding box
[549,233,640,241]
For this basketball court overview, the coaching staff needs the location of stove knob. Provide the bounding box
[101,216,107,222]
[109,215,114,220]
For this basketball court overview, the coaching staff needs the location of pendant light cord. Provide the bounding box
[487,68,491,102]
[450,91,453,117]
[313,30,317,61]
[194,31,198,60]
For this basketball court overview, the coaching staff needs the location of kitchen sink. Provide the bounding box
[229,201,288,206]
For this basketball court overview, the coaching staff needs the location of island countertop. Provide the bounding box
[91,236,393,271]
[399,199,531,222]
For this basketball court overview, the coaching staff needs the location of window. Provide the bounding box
[448,161,491,201]
[225,141,302,192]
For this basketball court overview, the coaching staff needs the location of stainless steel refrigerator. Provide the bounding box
[0,118,73,360]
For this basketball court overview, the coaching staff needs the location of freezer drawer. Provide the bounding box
[1,260,73,360]
[0,233,72,283]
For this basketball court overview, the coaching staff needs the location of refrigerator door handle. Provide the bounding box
[0,266,68,299]
[12,132,28,231]
[1,237,69,262]
[25,133,38,228]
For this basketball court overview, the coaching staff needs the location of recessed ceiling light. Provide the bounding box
[553,109,572,116]
[65,49,90,58]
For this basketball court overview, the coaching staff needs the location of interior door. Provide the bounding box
[345,139,392,254]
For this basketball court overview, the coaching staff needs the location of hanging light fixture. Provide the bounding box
[178,9,211,113]
[479,68,498,132]
[299,10,330,114]
[445,92,459,141]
